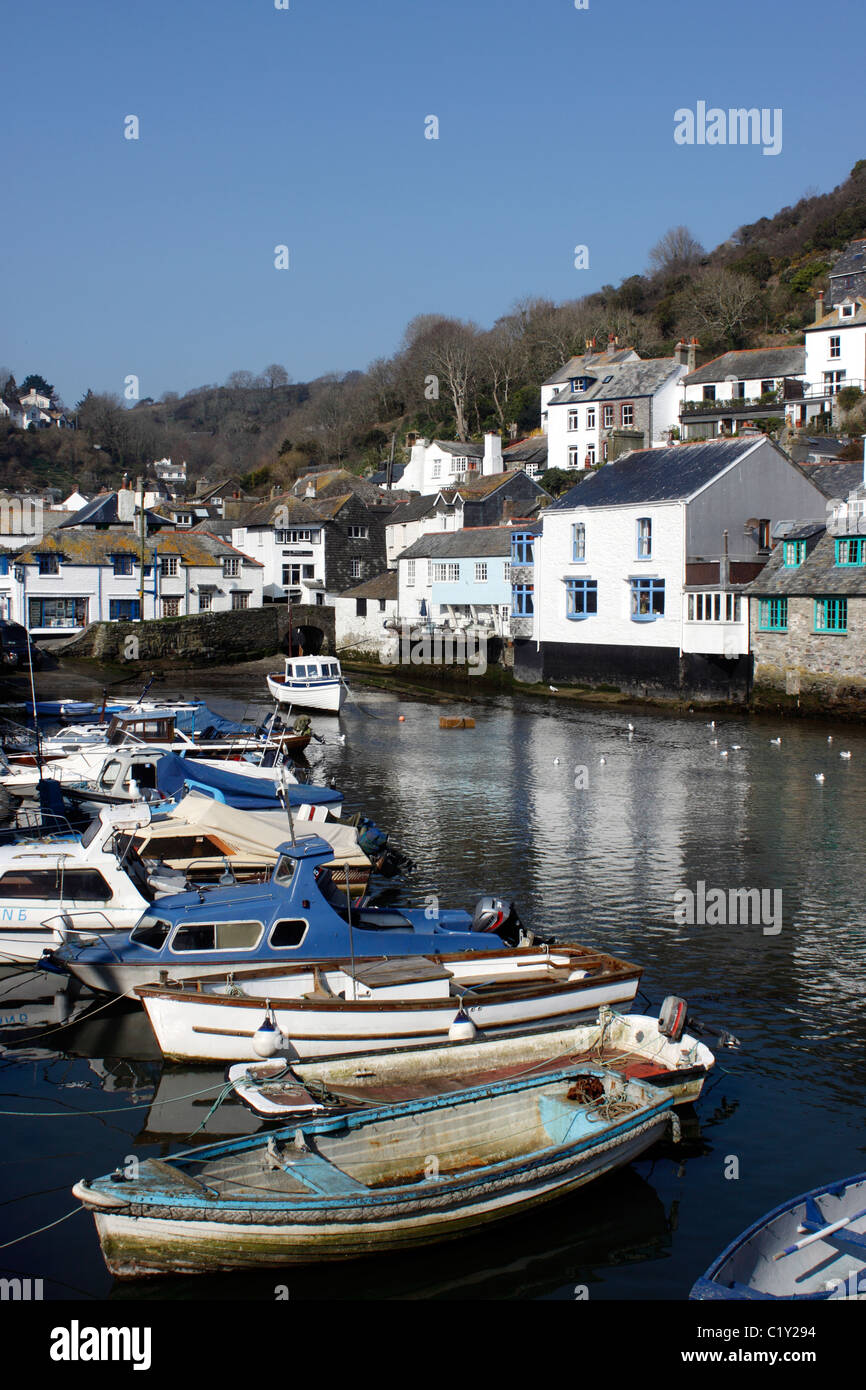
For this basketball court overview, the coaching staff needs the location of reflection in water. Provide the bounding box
[1,683,865,1298]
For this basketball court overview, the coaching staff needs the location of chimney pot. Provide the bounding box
[815,292,825,323]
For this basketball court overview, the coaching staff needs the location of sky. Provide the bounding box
[4,0,866,406]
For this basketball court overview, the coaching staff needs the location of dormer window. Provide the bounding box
[571,378,588,394]
[783,540,805,567]
[841,303,856,319]
[36,553,60,575]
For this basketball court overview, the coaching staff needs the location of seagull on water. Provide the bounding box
[840,750,852,759]
[549,684,559,692]
[815,773,825,783]
[720,750,729,758]
[599,757,606,765]
[770,737,781,746]
[627,722,635,732]
[828,736,833,744]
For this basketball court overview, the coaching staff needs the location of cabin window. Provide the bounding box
[270,919,309,948]
[273,855,297,884]
[0,869,112,900]
[100,760,123,787]
[130,917,171,949]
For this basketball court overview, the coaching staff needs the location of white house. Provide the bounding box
[230,496,326,604]
[795,293,866,429]
[545,352,687,472]
[400,434,503,495]
[680,346,806,440]
[521,437,827,696]
[540,342,638,428]
[334,571,399,656]
[6,529,263,638]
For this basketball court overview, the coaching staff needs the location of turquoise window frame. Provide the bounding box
[758,597,788,631]
[814,597,847,633]
[835,538,865,567]
[783,540,805,567]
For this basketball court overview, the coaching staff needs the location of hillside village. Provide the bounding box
[2,237,866,711]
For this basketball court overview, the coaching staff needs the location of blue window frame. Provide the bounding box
[814,597,847,633]
[630,577,664,620]
[565,578,597,619]
[512,584,534,617]
[637,518,652,559]
[836,538,866,566]
[109,599,141,622]
[758,597,788,631]
[112,554,134,576]
[511,532,535,565]
[36,553,60,575]
[0,557,8,576]
[572,523,586,562]
[784,540,805,567]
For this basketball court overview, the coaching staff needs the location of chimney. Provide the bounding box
[305,482,316,499]
[482,432,503,476]
[117,484,136,524]
[815,291,825,322]
[607,334,616,354]
[674,340,686,367]
[687,337,699,373]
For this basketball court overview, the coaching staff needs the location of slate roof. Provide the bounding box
[801,463,866,500]
[59,492,176,530]
[543,348,638,386]
[683,347,805,386]
[745,528,866,597]
[432,440,484,457]
[806,297,866,332]
[829,240,866,280]
[291,469,389,504]
[368,462,406,485]
[15,527,262,567]
[442,470,549,501]
[548,357,682,407]
[398,527,513,560]
[503,437,549,467]
[338,570,399,601]
[550,439,766,510]
[239,494,323,528]
[386,495,439,525]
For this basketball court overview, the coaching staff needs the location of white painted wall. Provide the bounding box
[232,523,325,601]
[334,593,399,655]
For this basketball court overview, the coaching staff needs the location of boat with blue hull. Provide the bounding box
[690,1173,866,1300]
[46,834,527,994]
[72,1062,678,1275]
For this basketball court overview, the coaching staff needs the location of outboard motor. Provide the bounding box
[472,896,524,947]
[658,995,688,1043]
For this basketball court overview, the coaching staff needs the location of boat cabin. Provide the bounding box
[284,658,342,686]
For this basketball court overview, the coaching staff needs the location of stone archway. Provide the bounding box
[279,604,336,657]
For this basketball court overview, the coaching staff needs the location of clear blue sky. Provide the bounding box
[4,0,865,405]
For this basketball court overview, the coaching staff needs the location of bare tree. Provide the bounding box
[647,226,705,277]
[680,267,759,345]
[262,364,290,391]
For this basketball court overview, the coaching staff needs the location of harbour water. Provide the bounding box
[1,671,864,1300]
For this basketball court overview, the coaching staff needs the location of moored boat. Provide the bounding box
[72,1062,679,1275]
[690,1173,866,1300]
[266,657,347,714]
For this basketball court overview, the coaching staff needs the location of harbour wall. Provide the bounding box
[50,604,337,666]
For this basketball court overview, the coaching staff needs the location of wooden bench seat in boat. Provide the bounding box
[348,958,453,989]
[274,1150,369,1198]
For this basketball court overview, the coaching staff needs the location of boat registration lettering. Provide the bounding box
[0,909,29,921]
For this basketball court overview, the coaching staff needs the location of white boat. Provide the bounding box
[73,1062,679,1275]
[227,1005,716,1118]
[266,657,347,714]
[0,803,183,965]
[135,947,644,1063]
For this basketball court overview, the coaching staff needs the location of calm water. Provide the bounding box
[1,673,864,1300]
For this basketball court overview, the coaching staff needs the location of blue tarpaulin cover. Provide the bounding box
[153,753,342,810]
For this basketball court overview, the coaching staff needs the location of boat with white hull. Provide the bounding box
[266,657,347,714]
[135,947,643,1063]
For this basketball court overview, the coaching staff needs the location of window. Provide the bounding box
[814,597,847,633]
[829,335,841,359]
[503,562,511,582]
[160,555,178,577]
[836,538,866,566]
[356,598,367,617]
[758,598,788,631]
[824,370,846,393]
[406,559,415,587]
[602,441,609,461]
[603,405,614,428]
[572,523,586,562]
[112,555,134,576]
[270,919,308,948]
[512,584,534,616]
[621,403,634,426]
[758,520,771,551]
[302,564,314,579]
[725,593,742,622]
[0,869,111,900]
[565,577,597,619]
[689,592,723,621]
[36,553,60,575]
[585,445,596,467]
[276,528,317,544]
[571,378,587,393]
[784,540,805,566]
[637,517,652,559]
[567,409,578,431]
[702,386,716,402]
[109,599,141,622]
[568,447,579,468]
[170,920,264,953]
[733,382,746,400]
[432,562,459,582]
[129,916,171,951]
[283,564,301,586]
[198,592,212,611]
[586,408,596,429]
[0,557,7,576]
[350,560,363,579]
[630,577,665,620]
[511,533,534,565]
[162,597,180,617]
[842,304,855,319]
[347,525,369,539]
[231,591,250,610]
[28,597,87,628]
[222,557,240,577]
[474,562,488,582]
[432,463,441,478]
[760,380,775,395]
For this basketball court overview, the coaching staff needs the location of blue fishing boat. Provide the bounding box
[46,833,526,994]
[72,1062,678,1275]
[690,1173,866,1300]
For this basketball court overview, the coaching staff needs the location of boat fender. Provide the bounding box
[448,1008,477,1041]
[252,1015,286,1059]
[658,995,688,1043]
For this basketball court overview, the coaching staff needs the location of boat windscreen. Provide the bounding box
[80,816,102,848]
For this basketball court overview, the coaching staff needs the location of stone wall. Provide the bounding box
[751,596,866,708]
